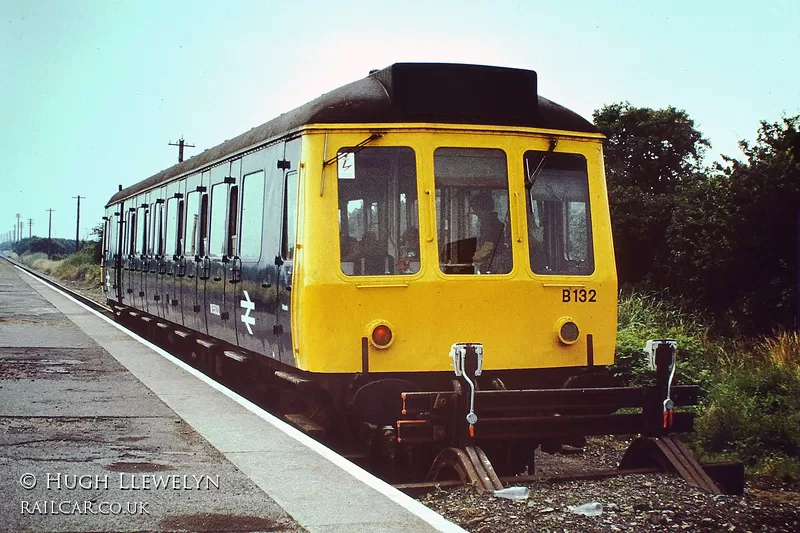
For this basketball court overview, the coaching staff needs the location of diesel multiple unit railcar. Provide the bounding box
[104,63,666,472]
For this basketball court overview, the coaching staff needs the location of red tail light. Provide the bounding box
[371,325,393,348]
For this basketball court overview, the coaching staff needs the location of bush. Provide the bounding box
[615,293,800,481]
[693,345,800,480]
[756,454,800,481]
[613,290,713,388]
[53,247,101,284]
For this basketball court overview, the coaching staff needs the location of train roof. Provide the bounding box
[108,63,598,206]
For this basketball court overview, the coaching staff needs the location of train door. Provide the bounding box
[179,176,201,331]
[131,200,149,311]
[186,173,209,335]
[102,210,121,303]
[104,204,122,304]
[123,206,136,308]
[101,213,112,300]
[139,197,152,314]
[151,192,166,318]
[205,161,239,345]
[222,160,242,345]
[235,146,281,359]
[275,138,301,364]
[113,204,124,304]
[162,183,183,324]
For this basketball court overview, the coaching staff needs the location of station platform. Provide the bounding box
[0,259,465,533]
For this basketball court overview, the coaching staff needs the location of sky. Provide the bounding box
[1,0,798,242]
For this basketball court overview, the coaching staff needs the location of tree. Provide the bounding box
[593,103,709,286]
[88,221,104,263]
[668,116,800,332]
[717,117,797,331]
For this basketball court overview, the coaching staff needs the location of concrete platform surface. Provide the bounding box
[0,260,466,533]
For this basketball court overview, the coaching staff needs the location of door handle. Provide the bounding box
[176,256,187,277]
[229,257,242,284]
[200,257,211,280]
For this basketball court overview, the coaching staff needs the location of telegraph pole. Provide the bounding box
[46,209,55,256]
[27,218,33,239]
[73,195,85,252]
[169,136,195,163]
[15,213,21,241]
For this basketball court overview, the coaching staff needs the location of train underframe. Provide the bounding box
[112,304,742,494]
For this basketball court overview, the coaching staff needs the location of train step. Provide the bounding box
[283,413,325,438]
[196,339,216,349]
[274,371,313,387]
[222,350,248,363]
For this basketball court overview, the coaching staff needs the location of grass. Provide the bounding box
[760,330,800,368]
[17,248,101,286]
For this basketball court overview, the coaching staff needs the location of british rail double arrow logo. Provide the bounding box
[240,291,256,335]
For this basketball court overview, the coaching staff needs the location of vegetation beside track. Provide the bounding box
[1,237,103,300]
[11,248,101,286]
[613,290,800,481]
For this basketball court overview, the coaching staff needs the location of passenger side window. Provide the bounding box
[137,206,148,256]
[153,202,164,257]
[176,199,184,256]
[185,192,199,257]
[102,218,110,260]
[126,210,136,256]
[106,213,118,258]
[199,194,209,257]
[209,184,227,258]
[240,171,265,261]
[165,198,178,257]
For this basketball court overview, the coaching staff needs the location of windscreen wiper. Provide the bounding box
[323,133,384,167]
[525,138,558,190]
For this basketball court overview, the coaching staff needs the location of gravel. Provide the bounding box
[419,438,800,533]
